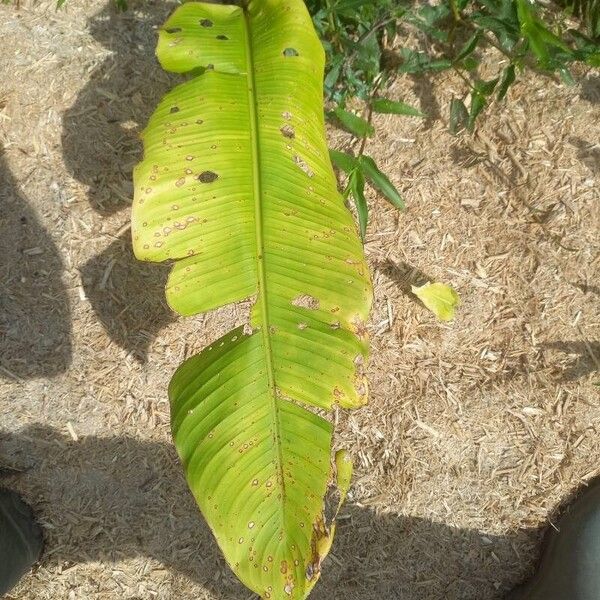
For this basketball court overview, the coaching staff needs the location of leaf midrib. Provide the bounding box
[242,8,286,510]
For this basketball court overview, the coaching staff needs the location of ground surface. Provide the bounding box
[0,2,599,599]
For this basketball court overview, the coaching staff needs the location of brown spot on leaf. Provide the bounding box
[291,294,319,310]
[198,171,218,183]
[352,317,368,340]
[280,124,295,139]
[293,155,314,177]
[333,387,345,401]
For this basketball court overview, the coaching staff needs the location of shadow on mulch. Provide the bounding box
[0,152,72,379]
[61,0,176,217]
[569,137,600,175]
[544,341,600,382]
[80,231,174,362]
[0,425,536,600]
[61,1,178,358]
[580,74,600,104]
[375,259,435,308]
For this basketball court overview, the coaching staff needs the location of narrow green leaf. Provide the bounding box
[449,98,469,134]
[462,56,480,71]
[329,149,358,174]
[516,0,535,30]
[468,92,487,130]
[587,53,600,67]
[324,56,343,91]
[372,97,426,118]
[358,155,405,210]
[397,49,451,74]
[527,32,550,65]
[411,282,460,321]
[427,58,453,71]
[559,67,575,85]
[333,0,373,11]
[534,22,571,53]
[328,107,374,138]
[349,169,368,241]
[455,31,481,62]
[497,64,516,100]
[474,78,499,97]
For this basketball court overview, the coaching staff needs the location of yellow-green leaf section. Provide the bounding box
[131,1,372,599]
[412,281,460,321]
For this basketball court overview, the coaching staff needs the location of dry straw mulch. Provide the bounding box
[0,1,599,599]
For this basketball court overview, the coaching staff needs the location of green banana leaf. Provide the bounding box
[132,1,372,598]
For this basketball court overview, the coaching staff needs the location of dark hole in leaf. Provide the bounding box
[197,171,219,183]
[200,19,213,27]
[283,48,299,57]
[170,106,180,114]
[165,27,182,34]
[206,64,214,71]
[216,34,229,40]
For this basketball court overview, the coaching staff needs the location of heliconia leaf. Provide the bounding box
[411,282,460,321]
[328,106,375,137]
[358,155,405,210]
[329,148,358,174]
[131,2,372,599]
[371,97,426,118]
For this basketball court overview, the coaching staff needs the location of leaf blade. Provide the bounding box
[411,282,460,321]
[372,97,426,118]
[328,106,375,137]
[132,2,373,598]
[358,155,405,210]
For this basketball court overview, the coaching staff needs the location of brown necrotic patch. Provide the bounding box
[293,155,314,178]
[280,124,295,139]
[291,294,319,310]
[200,19,213,27]
[197,171,218,183]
